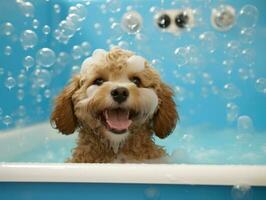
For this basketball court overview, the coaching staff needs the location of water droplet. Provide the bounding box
[1,22,15,36]
[232,185,251,200]
[42,25,51,35]
[53,4,61,13]
[237,115,254,133]
[36,48,56,67]
[121,11,142,34]
[20,29,38,50]
[3,115,12,126]
[238,4,258,28]
[32,19,39,29]
[4,46,12,56]
[211,4,236,31]
[71,45,83,60]
[17,89,24,101]
[23,55,34,70]
[255,77,266,94]
[18,1,35,18]
[226,102,239,122]
[222,83,241,99]
[5,76,16,90]
[199,31,218,53]
[33,69,52,88]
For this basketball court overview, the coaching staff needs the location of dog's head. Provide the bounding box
[51,48,178,149]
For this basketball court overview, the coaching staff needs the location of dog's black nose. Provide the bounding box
[111,87,129,104]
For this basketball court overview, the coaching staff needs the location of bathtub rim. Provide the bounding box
[0,163,266,186]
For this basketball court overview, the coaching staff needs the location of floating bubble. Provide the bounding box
[69,3,87,21]
[118,41,129,49]
[238,68,249,80]
[106,0,121,13]
[226,40,241,58]
[17,89,24,101]
[44,89,51,98]
[23,55,34,70]
[17,105,26,117]
[241,48,255,66]
[36,48,56,67]
[3,115,12,126]
[175,86,186,102]
[71,45,83,60]
[66,14,83,30]
[202,73,213,85]
[226,102,239,122]
[238,5,258,28]
[18,1,34,18]
[72,65,80,75]
[81,41,91,56]
[232,185,251,200]
[0,68,4,76]
[17,73,26,87]
[183,73,196,85]
[94,23,102,35]
[1,22,15,36]
[237,115,254,133]
[4,46,12,56]
[32,19,39,29]
[174,47,189,67]
[121,11,142,34]
[36,94,42,103]
[199,31,218,53]
[57,52,71,66]
[211,4,236,31]
[53,4,61,13]
[255,77,266,94]
[20,30,38,50]
[240,28,255,44]
[42,25,51,35]
[5,76,16,90]
[222,83,241,99]
[33,69,52,88]
[222,59,234,75]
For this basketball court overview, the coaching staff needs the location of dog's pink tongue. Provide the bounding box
[105,109,132,131]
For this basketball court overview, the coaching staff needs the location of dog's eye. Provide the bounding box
[131,76,141,87]
[93,78,105,86]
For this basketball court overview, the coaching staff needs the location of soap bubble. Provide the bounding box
[118,41,129,49]
[23,56,34,70]
[202,73,213,85]
[240,28,255,44]
[18,1,34,18]
[57,52,71,66]
[20,30,38,50]
[222,59,234,75]
[110,22,123,41]
[237,115,254,133]
[71,45,83,60]
[5,76,16,90]
[17,105,26,117]
[66,14,83,30]
[3,115,13,126]
[17,73,26,87]
[94,23,102,35]
[1,22,15,36]
[222,83,241,99]
[226,102,239,122]
[183,73,196,85]
[81,41,91,56]
[241,48,255,66]
[42,25,51,35]
[255,78,266,94]
[211,4,236,31]
[53,4,61,13]
[33,69,52,88]
[226,40,241,58]
[72,65,80,75]
[199,31,218,53]
[106,0,121,13]
[36,48,56,67]
[69,3,87,21]
[232,185,251,200]
[121,11,142,34]
[238,68,249,80]
[174,47,189,67]
[17,89,24,101]
[4,46,12,56]
[32,19,39,29]
[238,5,258,28]
[36,94,42,103]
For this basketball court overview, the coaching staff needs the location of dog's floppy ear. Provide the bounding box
[153,82,179,139]
[50,76,80,134]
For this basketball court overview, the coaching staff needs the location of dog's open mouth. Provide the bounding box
[101,108,137,134]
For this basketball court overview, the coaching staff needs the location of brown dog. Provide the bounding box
[51,48,178,163]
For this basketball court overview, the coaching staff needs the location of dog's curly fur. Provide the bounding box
[51,48,178,163]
